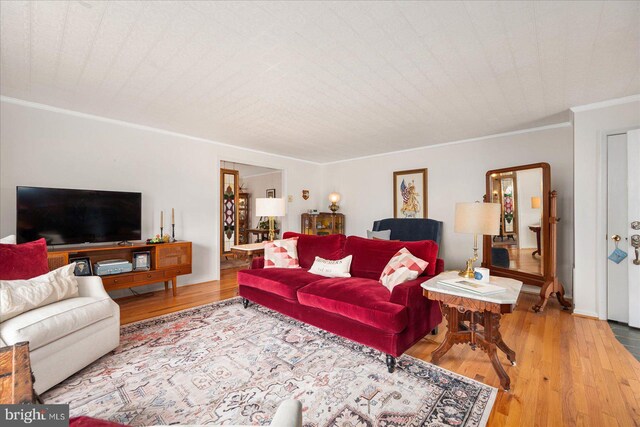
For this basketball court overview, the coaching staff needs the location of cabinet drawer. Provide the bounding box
[134,270,165,283]
[164,265,192,278]
[101,274,134,287]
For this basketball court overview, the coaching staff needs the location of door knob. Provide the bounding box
[632,235,640,265]
[611,234,621,242]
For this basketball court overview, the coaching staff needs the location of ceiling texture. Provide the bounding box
[1,1,638,163]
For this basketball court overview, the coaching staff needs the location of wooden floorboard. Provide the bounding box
[115,269,640,426]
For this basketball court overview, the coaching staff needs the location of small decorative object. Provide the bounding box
[455,202,501,278]
[266,188,276,198]
[171,208,176,242]
[308,209,319,214]
[146,234,170,244]
[328,192,341,213]
[133,251,151,271]
[69,256,92,276]
[393,169,428,218]
[474,267,490,283]
[302,190,309,200]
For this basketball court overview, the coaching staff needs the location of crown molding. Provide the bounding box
[0,96,322,166]
[322,121,572,166]
[570,94,640,113]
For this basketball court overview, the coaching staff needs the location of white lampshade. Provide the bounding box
[454,202,501,235]
[256,198,286,217]
[328,192,341,203]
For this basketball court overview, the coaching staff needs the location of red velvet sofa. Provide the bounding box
[237,232,443,372]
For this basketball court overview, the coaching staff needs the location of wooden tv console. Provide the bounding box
[47,241,192,296]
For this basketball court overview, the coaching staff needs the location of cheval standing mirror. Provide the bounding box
[481,162,571,312]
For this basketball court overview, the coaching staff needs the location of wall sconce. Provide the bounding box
[328,192,341,213]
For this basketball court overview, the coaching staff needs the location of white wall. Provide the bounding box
[323,124,575,295]
[240,171,283,229]
[516,169,543,250]
[0,99,324,296]
[572,97,640,318]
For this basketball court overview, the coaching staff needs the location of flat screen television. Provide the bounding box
[16,186,142,245]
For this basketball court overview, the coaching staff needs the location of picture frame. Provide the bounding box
[69,256,93,276]
[132,251,151,271]
[266,188,276,198]
[393,168,428,218]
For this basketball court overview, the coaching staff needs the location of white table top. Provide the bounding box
[230,242,265,252]
[422,270,523,305]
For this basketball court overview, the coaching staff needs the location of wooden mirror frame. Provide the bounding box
[481,162,550,287]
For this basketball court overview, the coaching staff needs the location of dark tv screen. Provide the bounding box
[16,186,142,245]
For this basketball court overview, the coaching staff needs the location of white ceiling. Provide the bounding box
[1,1,638,163]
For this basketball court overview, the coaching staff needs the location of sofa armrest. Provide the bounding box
[76,276,111,299]
[389,277,429,307]
[435,258,444,275]
[252,256,265,269]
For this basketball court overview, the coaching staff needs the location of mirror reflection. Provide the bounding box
[489,168,543,276]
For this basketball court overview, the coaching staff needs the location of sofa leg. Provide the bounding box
[431,326,439,335]
[242,298,250,308]
[386,354,396,373]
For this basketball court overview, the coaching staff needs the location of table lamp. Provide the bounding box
[454,202,501,278]
[255,198,286,241]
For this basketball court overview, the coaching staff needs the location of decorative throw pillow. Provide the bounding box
[309,255,353,278]
[379,248,429,292]
[0,235,16,244]
[264,238,300,269]
[0,263,79,322]
[0,238,49,280]
[366,229,391,240]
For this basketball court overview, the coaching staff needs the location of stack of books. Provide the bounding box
[438,277,507,295]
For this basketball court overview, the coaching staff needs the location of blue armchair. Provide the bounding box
[372,218,443,246]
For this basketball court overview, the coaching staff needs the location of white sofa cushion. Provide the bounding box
[0,297,114,351]
[0,264,79,322]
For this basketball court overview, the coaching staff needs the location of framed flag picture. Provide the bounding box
[393,169,428,218]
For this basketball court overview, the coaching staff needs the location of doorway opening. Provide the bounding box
[220,161,284,271]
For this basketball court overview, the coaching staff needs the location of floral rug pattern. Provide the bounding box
[43,298,497,426]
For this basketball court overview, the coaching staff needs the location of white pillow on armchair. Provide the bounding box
[0,235,16,244]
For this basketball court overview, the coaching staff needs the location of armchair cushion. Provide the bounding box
[0,296,114,351]
[372,218,443,246]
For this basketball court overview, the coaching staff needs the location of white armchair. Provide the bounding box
[0,276,120,393]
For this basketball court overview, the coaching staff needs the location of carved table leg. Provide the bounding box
[431,305,458,364]
[496,332,516,366]
[488,344,511,391]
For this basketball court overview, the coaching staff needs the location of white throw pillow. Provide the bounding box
[264,238,301,269]
[0,235,16,244]
[0,263,79,322]
[309,255,353,278]
[379,248,429,292]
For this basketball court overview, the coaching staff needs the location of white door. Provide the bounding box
[607,130,640,326]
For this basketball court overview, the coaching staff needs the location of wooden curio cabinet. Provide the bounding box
[301,212,345,236]
[238,192,250,244]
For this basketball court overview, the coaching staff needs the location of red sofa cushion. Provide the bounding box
[282,232,346,269]
[237,268,323,301]
[297,278,409,333]
[344,236,438,279]
[0,238,49,280]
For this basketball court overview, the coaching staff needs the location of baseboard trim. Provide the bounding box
[572,310,599,320]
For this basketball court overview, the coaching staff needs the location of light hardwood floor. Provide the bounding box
[115,269,640,426]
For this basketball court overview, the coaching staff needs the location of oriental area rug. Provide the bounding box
[43,298,497,426]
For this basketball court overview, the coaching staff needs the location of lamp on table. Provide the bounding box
[454,202,501,278]
[255,198,286,241]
